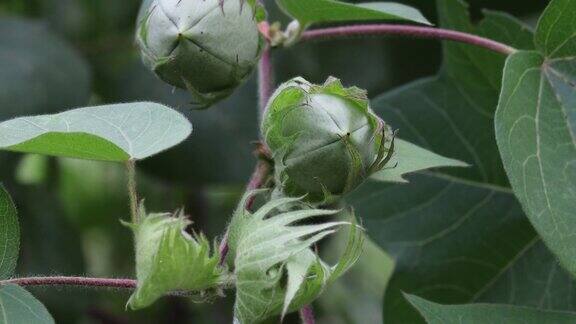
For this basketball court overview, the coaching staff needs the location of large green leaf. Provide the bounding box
[371,139,468,183]
[475,240,576,309]
[406,294,576,324]
[346,0,569,322]
[495,0,576,275]
[0,102,192,162]
[276,0,430,28]
[0,284,54,324]
[0,185,18,280]
[350,175,536,323]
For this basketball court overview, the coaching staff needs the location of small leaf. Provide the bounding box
[371,139,468,183]
[495,0,576,275]
[0,102,192,162]
[127,207,227,310]
[0,185,18,280]
[406,294,576,324]
[276,0,431,28]
[0,285,54,324]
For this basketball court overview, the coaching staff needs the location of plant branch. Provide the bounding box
[1,276,137,289]
[300,24,516,55]
[299,305,316,324]
[258,45,274,118]
[126,159,139,223]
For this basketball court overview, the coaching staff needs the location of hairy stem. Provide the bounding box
[301,24,516,55]
[1,276,137,289]
[126,159,139,223]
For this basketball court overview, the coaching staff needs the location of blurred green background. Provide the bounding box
[0,0,547,323]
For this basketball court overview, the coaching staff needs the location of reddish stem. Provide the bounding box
[1,277,137,289]
[258,45,275,117]
[299,305,316,324]
[301,24,516,55]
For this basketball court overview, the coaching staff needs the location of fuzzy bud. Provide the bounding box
[124,205,227,310]
[262,77,395,204]
[136,0,265,107]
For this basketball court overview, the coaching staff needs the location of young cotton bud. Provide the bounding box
[227,191,364,323]
[125,205,227,310]
[136,0,265,107]
[262,77,395,204]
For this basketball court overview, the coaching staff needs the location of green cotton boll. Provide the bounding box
[124,205,229,310]
[262,77,395,204]
[227,191,364,323]
[136,0,265,107]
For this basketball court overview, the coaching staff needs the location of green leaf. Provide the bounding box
[0,185,18,280]
[0,102,192,162]
[126,207,227,310]
[227,192,364,323]
[350,176,537,323]
[371,139,468,183]
[534,0,576,58]
[0,285,54,324]
[276,0,431,28]
[474,240,576,309]
[405,294,576,324]
[347,0,559,322]
[494,0,576,275]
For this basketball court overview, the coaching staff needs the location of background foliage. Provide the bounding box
[0,0,564,323]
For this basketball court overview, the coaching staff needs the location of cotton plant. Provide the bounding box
[1,0,574,323]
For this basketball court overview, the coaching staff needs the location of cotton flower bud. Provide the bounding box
[136,0,265,107]
[124,205,227,310]
[262,77,395,204]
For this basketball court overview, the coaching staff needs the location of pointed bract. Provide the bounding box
[126,206,228,310]
[227,191,364,323]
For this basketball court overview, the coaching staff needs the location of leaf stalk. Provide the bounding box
[300,24,516,55]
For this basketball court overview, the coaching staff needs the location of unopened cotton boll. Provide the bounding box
[262,77,395,204]
[136,0,265,107]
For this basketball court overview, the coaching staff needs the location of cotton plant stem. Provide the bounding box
[1,276,137,289]
[299,305,316,324]
[300,24,516,55]
[258,45,274,118]
[126,159,139,223]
